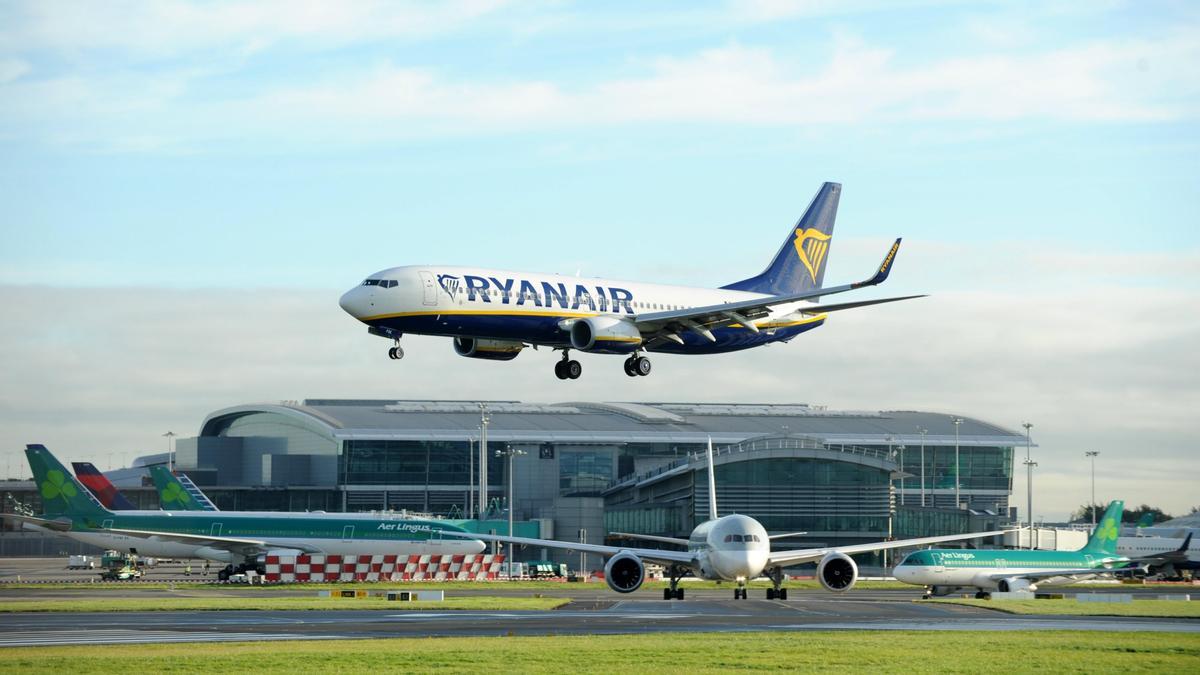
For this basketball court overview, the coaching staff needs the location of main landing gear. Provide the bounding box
[554,352,582,380]
[734,583,748,600]
[623,354,651,377]
[765,566,789,600]
[663,566,685,600]
[387,340,404,360]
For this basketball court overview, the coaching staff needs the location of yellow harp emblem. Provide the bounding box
[792,228,832,283]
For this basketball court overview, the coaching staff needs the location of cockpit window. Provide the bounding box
[363,279,398,288]
[744,534,760,543]
[724,534,744,543]
[362,279,382,286]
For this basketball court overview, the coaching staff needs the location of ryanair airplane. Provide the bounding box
[339,182,923,379]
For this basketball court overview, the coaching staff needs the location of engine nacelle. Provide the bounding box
[817,551,858,592]
[997,577,1035,593]
[452,337,524,361]
[603,551,645,593]
[569,316,642,354]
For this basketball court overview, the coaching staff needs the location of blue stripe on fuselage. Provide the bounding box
[365,313,825,354]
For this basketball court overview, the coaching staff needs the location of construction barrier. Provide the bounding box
[263,553,506,583]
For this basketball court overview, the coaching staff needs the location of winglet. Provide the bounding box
[853,238,902,289]
[706,437,718,522]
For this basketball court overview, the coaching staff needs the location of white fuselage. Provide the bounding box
[686,514,771,582]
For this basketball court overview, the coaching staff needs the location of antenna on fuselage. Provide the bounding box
[706,437,718,521]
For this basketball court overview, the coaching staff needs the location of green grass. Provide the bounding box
[0,631,1197,673]
[0,596,568,613]
[924,598,1200,618]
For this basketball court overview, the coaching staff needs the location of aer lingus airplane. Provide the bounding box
[446,439,1008,600]
[149,464,220,511]
[4,445,484,580]
[893,500,1133,598]
[339,182,923,379]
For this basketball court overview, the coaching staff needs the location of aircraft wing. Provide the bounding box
[105,527,322,556]
[984,567,1125,582]
[609,532,690,547]
[767,530,1011,568]
[630,239,922,340]
[0,513,73,532]
[443,530,696,568]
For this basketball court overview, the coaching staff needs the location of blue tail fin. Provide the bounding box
[721,182,841,297]
[1083,500,1124,556]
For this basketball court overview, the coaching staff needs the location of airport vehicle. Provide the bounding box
[149,465,219,511]
[71,462,137,510]
[66,554,95,570]
[894,501,1133,598]
[446,440,1008,600]
[339,182,924,379]
[99,564,143,581]
[4,445,485,580]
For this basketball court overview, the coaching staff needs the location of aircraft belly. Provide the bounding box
[649,319,824,355]
[371,314,569,345]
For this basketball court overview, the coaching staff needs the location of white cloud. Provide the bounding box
[0,58,29,83]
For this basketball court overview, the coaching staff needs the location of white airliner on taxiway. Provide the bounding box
[447,440,1008,600]
[339,182,924,379]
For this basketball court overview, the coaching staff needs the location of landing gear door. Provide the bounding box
[418,270,438,306]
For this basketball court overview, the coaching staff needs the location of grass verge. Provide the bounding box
[0,596,568,613]
[0,631,1197,673]
[924,598,1200,618]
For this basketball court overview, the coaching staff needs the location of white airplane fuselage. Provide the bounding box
[339,265,827,355]
[687,514,771,582]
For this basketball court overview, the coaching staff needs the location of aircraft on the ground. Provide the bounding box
[446,439,1008,600]
[339,182,924,379]
[1119,532,1196,578]
[149,465,220,511]
[71,462,137,510]
[894,501,1133,598]
[4,445,484,579]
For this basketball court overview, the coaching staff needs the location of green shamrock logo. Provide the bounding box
[1096,517,1118,542]
[162,482,192,505]
[40,469,77,502]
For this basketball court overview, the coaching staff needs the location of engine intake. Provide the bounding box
[603,552,645,593]
[452,337,524,361]
[570,316,642,354]
[817,551,858,592]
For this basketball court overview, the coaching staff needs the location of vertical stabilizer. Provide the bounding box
[706,437,718,521]
[721,182,840,296]
[149,465,218,511]
[72,462,136,510]
[26,445,110,519]
[1083,500,1124,556]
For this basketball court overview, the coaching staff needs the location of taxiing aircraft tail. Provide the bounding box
[72,461,136,510]
[149,465,218,511]
[721,182,840,297]
[26,445,111,519]
[1083,500,1124,556]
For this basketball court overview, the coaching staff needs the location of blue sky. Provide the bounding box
[0,1,1197,518]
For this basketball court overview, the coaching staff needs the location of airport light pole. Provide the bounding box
[496,445,527,577]
[1023,422,1034,550]
[897,445,906,506]
[478,404,490,519]
[1086,451,1100,527]
[467,435,475,520]
[917,427,927,507]
[163,431,176,471]
[952,418,963,509]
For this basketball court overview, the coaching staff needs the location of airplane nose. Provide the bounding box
[339,286,371,319]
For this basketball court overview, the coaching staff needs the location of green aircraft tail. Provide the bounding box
[25,444,110,519]
[1083,500,1124,555]
[1136,512,1155,528]
[149,465,206,511]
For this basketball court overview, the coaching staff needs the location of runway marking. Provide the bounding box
[0,630,340,648]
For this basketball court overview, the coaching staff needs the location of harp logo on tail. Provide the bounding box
[792,228,832,283]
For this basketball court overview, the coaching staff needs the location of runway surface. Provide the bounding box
[2,594,1197,647]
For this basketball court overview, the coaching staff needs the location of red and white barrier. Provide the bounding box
[263,553,506,583]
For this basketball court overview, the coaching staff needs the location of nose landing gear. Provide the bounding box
[387,339,404,360]
[554,352,582,380]
[623,354,651,377]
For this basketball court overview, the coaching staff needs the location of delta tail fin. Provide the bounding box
[26,445,111,519]
[706,437,718,521]
[149,465,218,511]
[721,182,840,297]
[1083,500,1124,556]
[72,462,136,510]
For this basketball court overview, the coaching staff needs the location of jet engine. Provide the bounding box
[603,551,645,593]
[569,316,642,354]
[997,578,1035,593]
[817,551,858,592]
[452,337,524,361]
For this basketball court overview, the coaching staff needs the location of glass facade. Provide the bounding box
[341,439,503,487]
[559,450,614,496]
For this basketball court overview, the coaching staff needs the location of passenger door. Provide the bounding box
[419,271,437,306]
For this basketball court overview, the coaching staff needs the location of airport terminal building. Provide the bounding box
[3,399,1025,563]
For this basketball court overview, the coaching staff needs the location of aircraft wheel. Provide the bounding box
[663,588,672,600]
[779,588,788,600]
[623,358,637,377]
[676,588,684,600]
[554,361,568,380]
[388,346,405,360]
[633,356,652,376]
[566,359,582,379]
[766,588,776,600]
